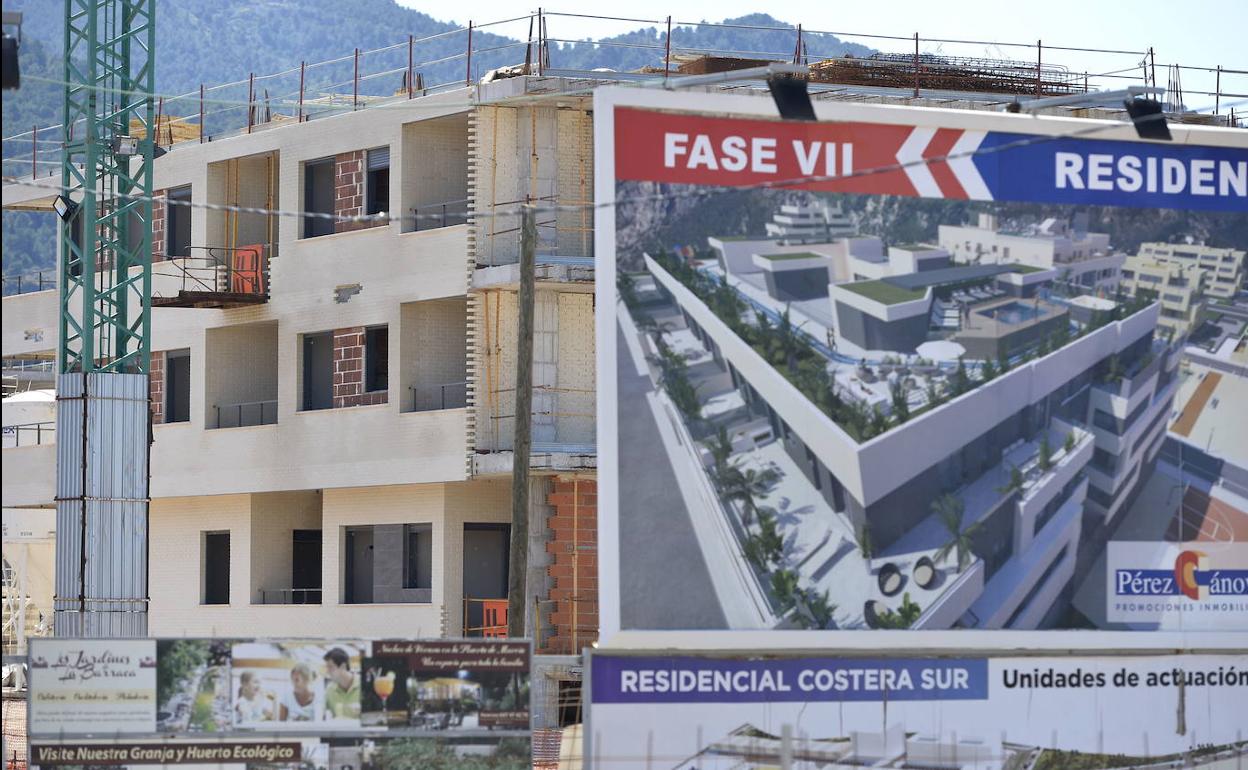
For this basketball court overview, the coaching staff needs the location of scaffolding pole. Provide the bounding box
[54,0,155,639]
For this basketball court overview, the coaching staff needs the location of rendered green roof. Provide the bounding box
[840,280,926,305]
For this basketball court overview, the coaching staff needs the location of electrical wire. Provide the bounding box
[0,106,1203,231]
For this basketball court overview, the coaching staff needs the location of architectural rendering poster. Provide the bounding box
[27,637,530,749]
[586,652,1248,768]
[27,639,157,735]
[593,88,1248,635]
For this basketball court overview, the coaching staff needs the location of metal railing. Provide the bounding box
[153,244,270,298]
[410,198,469,232]
[2,9,1244,170]
[258,588,322,605]
[410,380,468,412]
[1,422,55,448]
[212,399,278,429]
[1,359,54,372]
[0,271,54,296]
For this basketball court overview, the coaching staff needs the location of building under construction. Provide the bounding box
[2,11,1244,751]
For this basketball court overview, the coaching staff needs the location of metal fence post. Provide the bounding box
[408,35,414,99]
[466,22,474,86]
[298,62,305,122]
[1035,40,1042,97]
[353,48,359,109]
[665,16,672,78]
[247,73,255,133]
[913,33,920,97]
[198,84,204,142]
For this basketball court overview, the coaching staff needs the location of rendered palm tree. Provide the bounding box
[776,305,805,374]
[725,466,780,527]
[770,569,801,614]
[705,425,734,482]
[801,589,838,630]
[933,493,981,574]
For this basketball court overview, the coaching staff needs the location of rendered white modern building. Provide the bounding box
[764,201,856,243]
[1138,241,1245,300]
[939,213,1123,293]
[635,247,1177,630]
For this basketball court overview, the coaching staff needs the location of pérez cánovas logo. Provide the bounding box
[1115,550,1248,600]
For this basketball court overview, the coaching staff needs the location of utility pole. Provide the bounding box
[54,0,155,638]
[508,204,537,638]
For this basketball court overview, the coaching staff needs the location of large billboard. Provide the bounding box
[27,637,531,767]
[594,87,1248,638]
[586,650,1248,769]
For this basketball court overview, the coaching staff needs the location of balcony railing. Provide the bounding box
[258,588,322,605]
[463,597,508,637]
[1,270,55,296]
[212,399,278,429]
[410,381,468,412]
[2,421,55,448]
[411,198,468,232]
[152,244,271,308]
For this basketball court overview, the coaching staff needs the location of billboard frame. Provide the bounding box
[592,84,1248,648]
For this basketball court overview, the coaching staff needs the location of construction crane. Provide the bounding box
[52,0,155,637]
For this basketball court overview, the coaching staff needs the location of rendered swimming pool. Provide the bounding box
[978,301,1046,325]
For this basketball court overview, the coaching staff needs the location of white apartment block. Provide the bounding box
[1120,254,1207,337]
[939,213,1123,292]
[0,77,598,654]
[1137,241,1245,300]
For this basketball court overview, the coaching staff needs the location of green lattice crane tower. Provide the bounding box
[54,0,155,638]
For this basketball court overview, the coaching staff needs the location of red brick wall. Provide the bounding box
[151,189,166,262]
[334,151,385,234]
[542,478,598,654]
[149,351,165,424]
[333,326,387,408]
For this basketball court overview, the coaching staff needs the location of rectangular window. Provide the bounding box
[302,331,333,410]
[404,524,432,590]
[365,325,389,393]
[343,526,374,604]
[302,158,335,238]
[203,532,230,605]
[291,529,322,605]
[167,186,192,257]
[165,349,191,423]
[366,147,390,216]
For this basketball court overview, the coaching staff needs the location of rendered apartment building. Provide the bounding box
[635,218,1177,629]
[938,213,1123,292]
[1136,241,1245,300]
[0,76,597,653]
[1119,253,1207,337]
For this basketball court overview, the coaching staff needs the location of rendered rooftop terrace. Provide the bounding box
[634,245,1153,444]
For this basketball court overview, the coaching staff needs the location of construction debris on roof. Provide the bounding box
[809,53,1085,96]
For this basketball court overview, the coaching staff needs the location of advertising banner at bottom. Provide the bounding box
[30,735,531,770]
[588,652,1247,769]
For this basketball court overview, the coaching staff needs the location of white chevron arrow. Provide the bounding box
[896,126,942,198]
[949,130,993,200]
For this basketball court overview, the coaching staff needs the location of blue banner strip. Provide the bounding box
[591,656,988,704]
[974,132,1247,212]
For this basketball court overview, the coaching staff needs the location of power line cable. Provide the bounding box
[0,107,1201,230]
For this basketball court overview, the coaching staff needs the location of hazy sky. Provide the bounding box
[399,0,1246,112]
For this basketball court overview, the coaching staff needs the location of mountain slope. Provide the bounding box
[2,0,863,279]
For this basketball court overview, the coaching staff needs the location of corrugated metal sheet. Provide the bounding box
[54,372,149,638]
